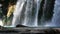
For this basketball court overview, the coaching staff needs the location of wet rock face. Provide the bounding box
[38,0,45,25]
[1,0,9,16]
[38,0,55,22]
[16,25,27,27]
[43,0,55,21]
[38,0,55,25]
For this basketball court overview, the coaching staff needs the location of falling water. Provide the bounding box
[0,19,3,26]
[22,0,37,27]
[45,0,60,27]
[11,0,26,27]
[22,0,42,27]
[51,0,60,27]
[4,0,60,27]
[10,0,42,27]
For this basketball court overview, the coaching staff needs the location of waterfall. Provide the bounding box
[4,0,60,27]
[22,0,41,27]
[11,0,26,27]
[51,0,60,27]
[45,0,60,27]
[22,0,37,27]
[4,0,26,27]
[10,0,42,27]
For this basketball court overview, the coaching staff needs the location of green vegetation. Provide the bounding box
[0,0,16,26]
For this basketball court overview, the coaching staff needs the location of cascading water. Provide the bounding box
[11,0,26,27]
[11,0,42,27]
[45,0,60,27]
[4,0,26,27]
[3,0,60,27]
[0,19,3,26]
[22,0,37,27]
[51,0,60,27]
